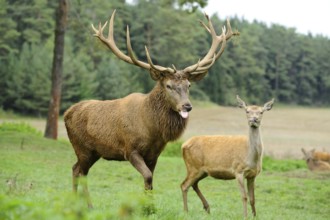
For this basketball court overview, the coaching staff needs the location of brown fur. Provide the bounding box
[312,150,330,163]
[301,148,330,171]
[64,79,190,207]
[181,96,274,218]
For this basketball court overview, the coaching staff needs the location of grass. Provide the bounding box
[1,122,330,219]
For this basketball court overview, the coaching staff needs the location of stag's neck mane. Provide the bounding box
[145,83,188,142]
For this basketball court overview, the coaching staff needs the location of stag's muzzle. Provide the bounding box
[179,103,192,119]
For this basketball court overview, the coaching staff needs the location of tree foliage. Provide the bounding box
[1,0,330,116]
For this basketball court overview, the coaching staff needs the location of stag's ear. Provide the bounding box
[149,69,162,81]
[236,95,247,109]
[186,71,208,82]
[301,148,307,156]
[263,98,275,111]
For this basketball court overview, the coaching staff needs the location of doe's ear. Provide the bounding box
[236,95,247,109]
[263,98,275,111]
[301,148,307,156]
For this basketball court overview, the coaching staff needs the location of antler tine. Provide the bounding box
[199,20,210,33]
[172,64,177,72]
[91,21,107,37]
[126,25,143,66]
[214,26,227,60]
[145,46,175,73]
[184,14,238,75]
[205,13,217,38]
[92,9,174,74]
[183,59,201,73]
[225,18,240,40]
[190,54,216,75]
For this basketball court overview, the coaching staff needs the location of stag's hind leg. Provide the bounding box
[72,161,80,192]
[72,150,100,208]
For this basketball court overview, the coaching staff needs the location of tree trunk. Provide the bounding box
[44,0,68,139]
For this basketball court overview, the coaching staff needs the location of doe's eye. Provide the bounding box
[166,85,171,89]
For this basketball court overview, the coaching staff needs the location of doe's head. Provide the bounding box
[237,95,274,128]
[301,148,315,162]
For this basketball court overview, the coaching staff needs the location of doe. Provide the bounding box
[301,148,330,171]
[181,95,274,218]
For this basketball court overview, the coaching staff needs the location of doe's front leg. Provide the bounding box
[247,177,256,216]
[236,174,248,218]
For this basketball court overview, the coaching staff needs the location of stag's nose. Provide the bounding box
[183,103,192,112]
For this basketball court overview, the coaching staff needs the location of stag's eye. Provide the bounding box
[166,84,172,90]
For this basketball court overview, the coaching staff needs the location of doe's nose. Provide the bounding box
[249,117,257,123]
[183,103,192,112]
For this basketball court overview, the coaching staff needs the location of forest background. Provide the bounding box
[1,0,330,117]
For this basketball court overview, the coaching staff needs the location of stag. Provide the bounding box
[64,10,238,207]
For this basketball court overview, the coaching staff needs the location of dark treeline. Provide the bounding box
[1,0,329,116]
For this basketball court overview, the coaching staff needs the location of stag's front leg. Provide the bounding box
[129,150,153,190]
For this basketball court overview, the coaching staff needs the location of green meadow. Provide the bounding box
[0,106,330,219]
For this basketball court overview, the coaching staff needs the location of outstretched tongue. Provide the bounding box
[179,110,189,119]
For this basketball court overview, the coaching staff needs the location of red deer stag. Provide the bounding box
[64,10,239,207]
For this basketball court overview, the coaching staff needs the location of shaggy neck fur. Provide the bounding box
[146,82,188,142]
[247,126,263,169]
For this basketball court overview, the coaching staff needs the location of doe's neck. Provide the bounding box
[247,126,264,168]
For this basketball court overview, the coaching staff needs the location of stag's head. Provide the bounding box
[237,95,274,128]
[92,10,239,119]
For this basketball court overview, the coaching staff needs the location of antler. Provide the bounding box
[184,14,240,75]
[92,10,239,77]
[91,10,175,74]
